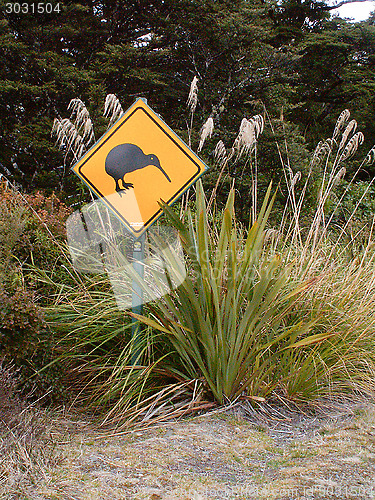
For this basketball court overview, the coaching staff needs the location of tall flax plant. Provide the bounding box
[134,180,317,404]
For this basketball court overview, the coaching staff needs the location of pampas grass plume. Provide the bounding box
[339,119,357,151]
[198,117,214,152]
[333,109,350,141]
[214,140,227,163]
[233,114,264,158]
[104,94,124,125]
[366,145,375,165]
[338,132,364,163]
[187,76,199,115]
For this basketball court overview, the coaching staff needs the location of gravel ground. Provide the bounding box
[27,397,375,500]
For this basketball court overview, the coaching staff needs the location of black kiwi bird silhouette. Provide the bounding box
[105,143,171,195]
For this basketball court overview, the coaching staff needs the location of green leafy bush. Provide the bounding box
[0,181,73,400]
[0,285,45,361]
[0,180,71,278]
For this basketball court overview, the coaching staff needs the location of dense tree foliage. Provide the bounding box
[0,0,374,204]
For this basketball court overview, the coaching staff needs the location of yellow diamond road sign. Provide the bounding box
[72,98,209,237]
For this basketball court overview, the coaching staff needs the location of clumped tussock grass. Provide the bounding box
[262,109,375,401]
[0,362,60,499]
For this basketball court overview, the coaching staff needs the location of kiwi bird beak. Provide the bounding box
[158,165,171,182]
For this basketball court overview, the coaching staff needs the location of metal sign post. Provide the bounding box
[131,233,145,365]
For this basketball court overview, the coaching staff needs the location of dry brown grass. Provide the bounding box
[0,362,66,500]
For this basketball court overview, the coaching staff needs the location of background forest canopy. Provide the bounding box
[0,0,374,217]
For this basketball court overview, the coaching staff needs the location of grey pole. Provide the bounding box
[131,232,146,365]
